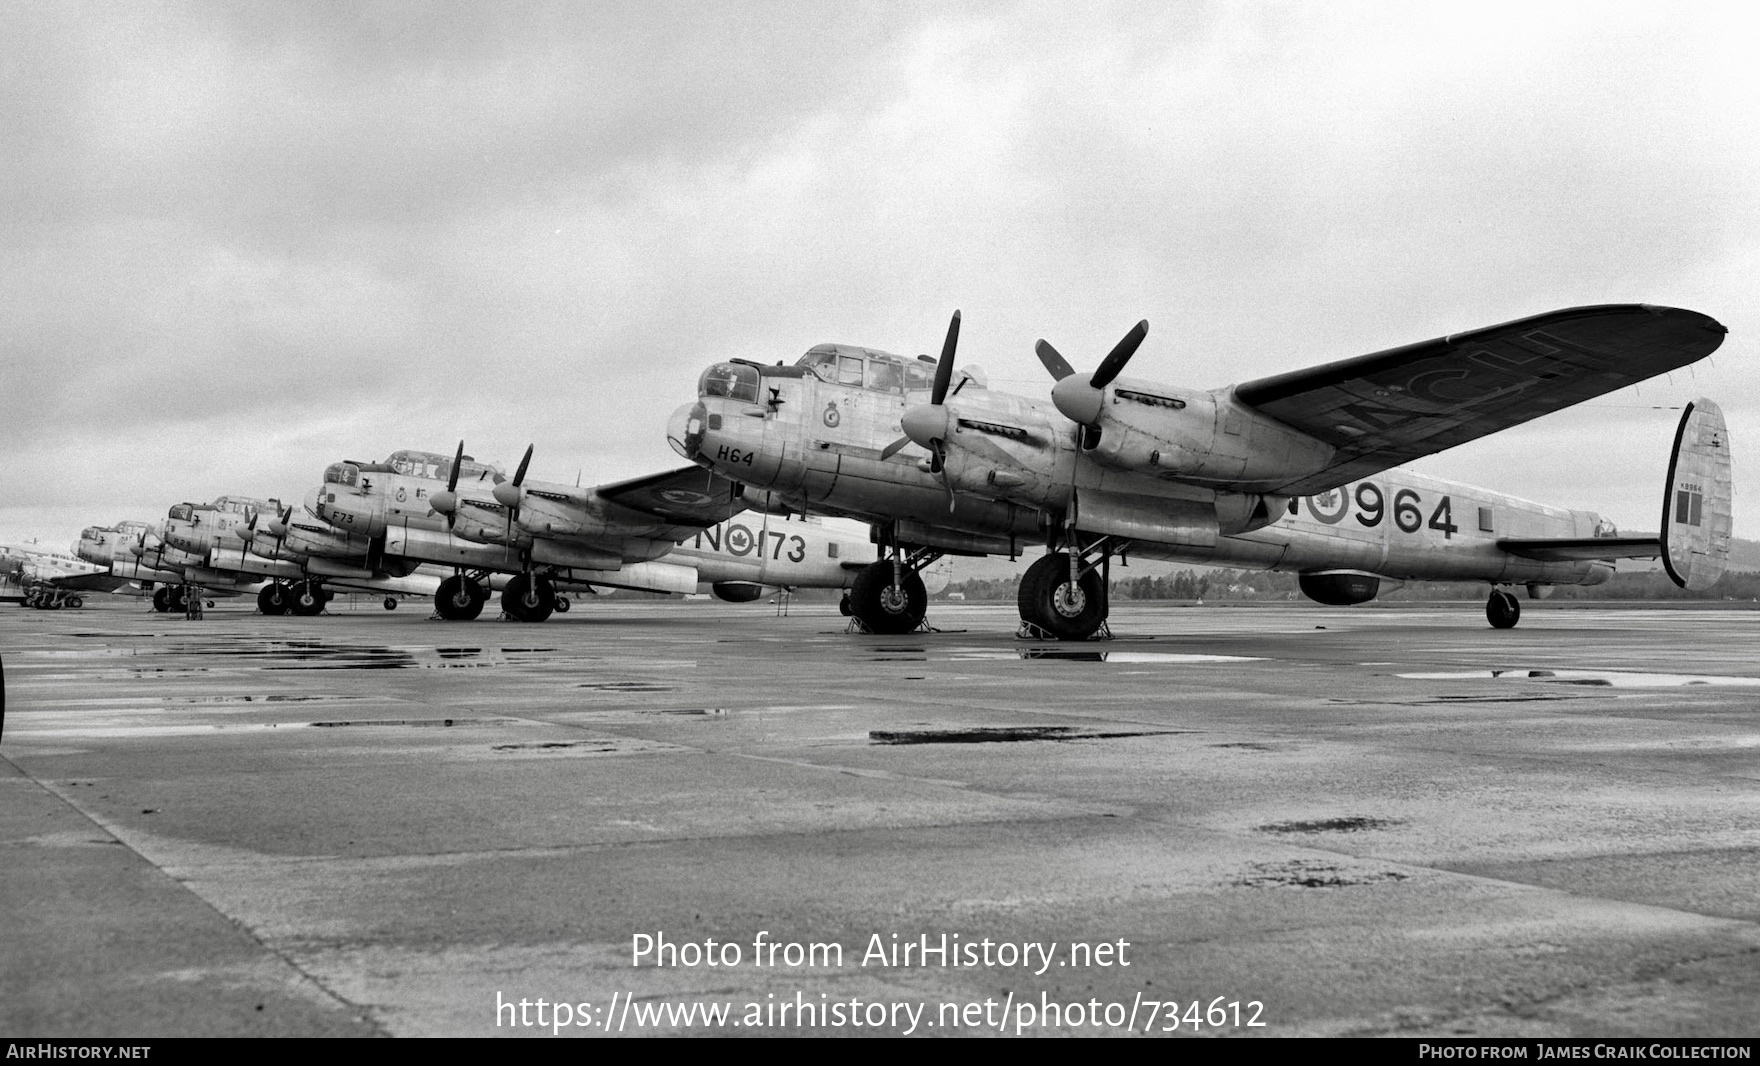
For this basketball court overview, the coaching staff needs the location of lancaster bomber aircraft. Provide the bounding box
[305,446,873,621]
[669,305,1731,638]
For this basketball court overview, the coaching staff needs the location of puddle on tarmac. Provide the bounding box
[577,681,675,692]
[1398,669,1760,688]
[1233,859,1411,890]
[870,725,1190,745]
[952,649,1263,663]
[1257,816,1404,834]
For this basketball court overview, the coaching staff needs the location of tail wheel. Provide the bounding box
[383,597,398,610]
[1487,588,1521,629]
[554,597,570,613]
[1018,552,1107,640]
[849,561,926,634]
[502,573,556,623]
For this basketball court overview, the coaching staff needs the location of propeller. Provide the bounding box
[882,311,962,510]
[491,443,534,543]
[236,511,257,543]
[427,440,467,527]
[265,505,291,538]
[1036,319,1149,426]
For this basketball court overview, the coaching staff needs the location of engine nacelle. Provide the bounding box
[1082,383,1335,488]
[1298,571,1381,606]
[710,581,767,603]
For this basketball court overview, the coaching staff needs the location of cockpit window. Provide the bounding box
[168,503,194,521]
[324,463,360,488]
[837,355,864,386]
[904,361,935,391]
[700,362,761,403]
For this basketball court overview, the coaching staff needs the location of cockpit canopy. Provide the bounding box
[795,344,984,394]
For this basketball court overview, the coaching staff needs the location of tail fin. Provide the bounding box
[1661,398,1732,590]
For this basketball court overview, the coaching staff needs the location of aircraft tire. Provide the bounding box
[168,587,189,613]
[68,596,83,609]
[258,583,291,615]
[1487,588,1521,629]
[502,573,556,623]
[289,581,325,617]
[1017,553,1107,641]
[152,587,172,613]
[383,597,398,611]
[555,597,570,613]
[435,577,484,621]
[849,561,926,634]
[839,594,853,617]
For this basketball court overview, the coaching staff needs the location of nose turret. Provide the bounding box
[668,402,707,461]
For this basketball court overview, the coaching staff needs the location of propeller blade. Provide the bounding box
[513,444,533,487]
[931,310,961,405]
[1090,320,1148,388]
[493,444,533,509]
[879,435,913,460]
[1034,339,1076,381]
[447,440,464,493]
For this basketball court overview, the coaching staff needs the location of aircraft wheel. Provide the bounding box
[435,576,485,621]
[1017,552,1107,641]
[849,561,926,634]
[555,597,570,613]
[1487,588,1521,629]
[502,573,556,623]
[168,586,189,613]
[68,596,83,609]
[289,581,325,616]
[152,587,172,612]
[839,594,853,617]
[258,583,291,615]
[383,597,398,611]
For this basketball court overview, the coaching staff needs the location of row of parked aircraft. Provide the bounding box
[14,303,1735,638]
[43,446,896,622]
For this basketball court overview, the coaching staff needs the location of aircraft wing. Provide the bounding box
[1497,536,1661,563]
[594,466,747,536]
[1234,305,1726,496]
[47,571,133,592]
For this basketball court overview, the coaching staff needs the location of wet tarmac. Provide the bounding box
[3,598,1758,1037]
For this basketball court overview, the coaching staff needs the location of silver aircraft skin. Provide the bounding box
[305,447,876,621]
[3,538,126,608]
[669,305,1732,637]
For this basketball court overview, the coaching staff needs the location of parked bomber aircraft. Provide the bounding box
[306,446,873,621]
[669,305,1731,637]
[106,498,273,611]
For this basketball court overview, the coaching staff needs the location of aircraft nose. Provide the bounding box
[667,401,708,460]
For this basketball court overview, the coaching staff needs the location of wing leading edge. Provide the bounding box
[1235,305,1726,496]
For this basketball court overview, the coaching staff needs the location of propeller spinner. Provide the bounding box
[427,440,468,524]
[1036,319,1148,426]
[883,311,963,511]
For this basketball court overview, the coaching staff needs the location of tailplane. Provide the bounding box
[1661,398,1733,590]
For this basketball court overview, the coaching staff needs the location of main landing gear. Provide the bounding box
[435,573,490,621]
[1016,534,1119,641]
[152,585,189,613]
[502,572,558,623]
[847,533,941,635]
[1486,587,1521,629]
[22,586,82,610]
[257,582,291,615]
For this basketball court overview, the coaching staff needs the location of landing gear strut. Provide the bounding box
[1017,532,1119,641]
[1486,587,1521,629]
[435,573,487,621]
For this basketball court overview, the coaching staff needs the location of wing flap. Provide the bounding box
[1236,305,1726,495]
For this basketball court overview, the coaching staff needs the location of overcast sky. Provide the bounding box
[4,0,1756,552]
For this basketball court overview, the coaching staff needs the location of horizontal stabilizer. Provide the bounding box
[1661,399,1732,590]
[1497,536,1661,563]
